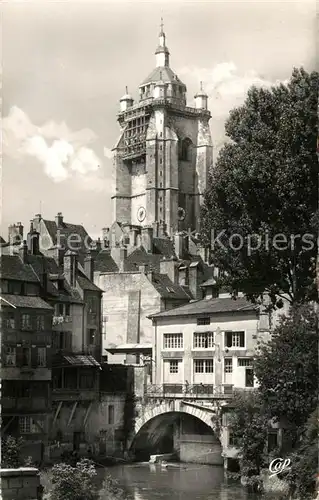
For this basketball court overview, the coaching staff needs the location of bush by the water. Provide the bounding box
[46,459,128,500]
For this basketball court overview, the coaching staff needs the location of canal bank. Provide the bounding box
[40,462,262,500]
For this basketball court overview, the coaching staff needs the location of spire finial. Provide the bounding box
[200,81,203,91]
[125,85,128,94]
[159,70,162,80]
[160,17,164,34]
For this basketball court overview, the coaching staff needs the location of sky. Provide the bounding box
[1,0,317,241]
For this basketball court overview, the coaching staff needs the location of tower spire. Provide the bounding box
[160,17,164,35]
[156,19,169,67]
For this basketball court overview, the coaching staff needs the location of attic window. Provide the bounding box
[166,287,175,293]
[197,317,210,326]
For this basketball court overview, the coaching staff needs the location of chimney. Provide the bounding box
[152,221,160,237]
[27,221,40,255]
[19,240,28,263]
[55,212,63,227]
[141,226,153,253]
[160,257,179,284]
[102,227,110,247]
[129,227,140,247]
[158,221,167,238]
[174,232,188,259]
[111,246,127,272]
[63,250,78,286]
[96,238,102,252]
[84,251,94,281]
[189,262,203,300]
[8,222,24,245]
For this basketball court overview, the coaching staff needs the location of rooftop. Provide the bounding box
[149,296,258,319]
[0,294,53,310]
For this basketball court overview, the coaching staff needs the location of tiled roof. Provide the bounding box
[0,255,40,283]
[142,67,185,86]
[126,246,162,272]
[43,219,91,254]
[77,272,102,292]
[94,251,119,273]
[151,273,192,300]
[150,296,257,319]
[0,294,53,310]
[152,238,176,259]
[0,236,6,244]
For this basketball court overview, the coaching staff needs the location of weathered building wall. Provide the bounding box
[0,468,41,500]
[49,393,126,460]
[97,272,161,363]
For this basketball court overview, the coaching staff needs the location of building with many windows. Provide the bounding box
[149,292,261,397]
[0,251,54,461]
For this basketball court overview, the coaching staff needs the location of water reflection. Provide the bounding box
[101,463,259,500]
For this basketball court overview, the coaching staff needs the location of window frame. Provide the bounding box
[225,331,245,349]
[163,333,183,350]
[169,360,179,374]
[193,331,215,350]
[197,317,210,326]
[21,313,32,331]
[5,346,16,366]
[224,358,233,373]
[194,359,214,374]
[108,405,115,425]
[37,347,47,367]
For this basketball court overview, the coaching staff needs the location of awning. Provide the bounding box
[105,343,152,355]
[62,355,101,367]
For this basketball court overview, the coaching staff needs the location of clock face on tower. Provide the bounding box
[137,206,146,222]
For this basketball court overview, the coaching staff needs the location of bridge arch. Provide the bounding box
[129,400,219,451]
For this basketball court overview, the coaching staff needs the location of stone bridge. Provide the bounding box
[127,396,229,465]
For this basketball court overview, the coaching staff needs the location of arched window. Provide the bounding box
[179,138,192,161]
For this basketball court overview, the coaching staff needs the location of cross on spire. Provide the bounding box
[160,17,164,34]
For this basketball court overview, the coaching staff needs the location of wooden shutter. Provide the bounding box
[16,345,23,367]
[31,346,38,368]
[46,346,52,368]
[225,332,232,348]
[240,332,245,347]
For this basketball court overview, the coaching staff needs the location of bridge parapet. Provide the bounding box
[145,384,234,399]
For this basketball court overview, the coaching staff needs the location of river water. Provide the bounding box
[99,462,260,500]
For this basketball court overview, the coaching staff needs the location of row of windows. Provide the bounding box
[1,313,47,331]
[168,358,253,375]
[169,359,214,374]
[163,331,246,349]
[4,346,47,367]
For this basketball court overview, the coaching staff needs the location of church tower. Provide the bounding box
[111,22,212,242]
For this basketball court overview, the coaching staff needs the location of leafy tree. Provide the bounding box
[286,406,318,500]
[49,459,98,500]
[254,304,318,429]
[47,459,129,500]
[227,391,268,493]
[1,436,25,468]
[201,67,318,309]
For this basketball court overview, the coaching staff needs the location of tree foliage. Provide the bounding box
[254,304,318,428]
[1,436,25,468]
[201,67,318,308]
[286,406,318,500]
[47,459,128,500]
[49,459,98,500]
[228,391,268,492]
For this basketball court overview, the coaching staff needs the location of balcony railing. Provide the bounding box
[145,384,236,399]
[53,315,72,326]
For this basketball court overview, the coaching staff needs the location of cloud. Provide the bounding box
[2,106,104,187]
[179,62,288,119]
[103,147,113,159]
